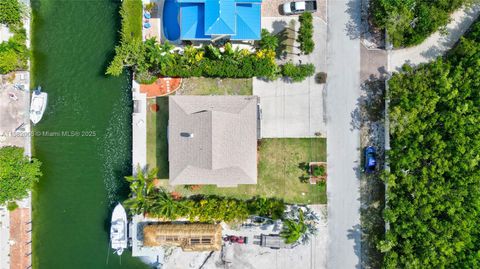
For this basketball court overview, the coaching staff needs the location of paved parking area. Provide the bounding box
[262,0,327,22]
[254,79,325,138]
[255,17,326,138]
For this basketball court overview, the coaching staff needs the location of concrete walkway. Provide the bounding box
[326,0,362,268]
[390,5,480,71]
[132,81,147,172]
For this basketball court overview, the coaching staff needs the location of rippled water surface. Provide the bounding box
[31,0,149,267]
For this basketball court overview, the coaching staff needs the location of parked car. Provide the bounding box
[282,1,317,15]
[223,235,248,244]
[364,146,376,173]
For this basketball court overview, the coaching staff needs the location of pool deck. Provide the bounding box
[142,0,162,42]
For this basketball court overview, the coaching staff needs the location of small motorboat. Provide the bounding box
[30,86,47,125]
[110,203,128,256]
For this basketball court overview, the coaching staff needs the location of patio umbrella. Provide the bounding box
[144,22,151,29]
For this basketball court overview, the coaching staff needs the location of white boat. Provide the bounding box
[30,86,47,125]
[110,203,128,255]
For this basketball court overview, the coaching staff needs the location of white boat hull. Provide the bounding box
[30,91,47,125]
[110,203,128,256]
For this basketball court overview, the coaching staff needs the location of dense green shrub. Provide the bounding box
[106,5,315,82]
[0,0,21,26]
[281,62,315,82]
[0,0,28,74]
[0,29,28,73]
[106,0,143,76]
[312,165,325,177]
[370,0,469,47]
[7,201,18,211]
[382,19,480,268]
[297,13,314,54]
[141,41,280,80]
[0,147,42,205]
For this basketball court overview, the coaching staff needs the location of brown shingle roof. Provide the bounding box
[168,96,258,187]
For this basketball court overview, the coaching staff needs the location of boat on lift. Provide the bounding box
[30,86,47,125]
[110,203,128,255]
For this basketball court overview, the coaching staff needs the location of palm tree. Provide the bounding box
[150,189,188,220]
[259,29,279,51]
[280,210,307,244]
[123,166,158,214]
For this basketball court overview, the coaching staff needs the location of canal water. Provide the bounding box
[31,0,150,268]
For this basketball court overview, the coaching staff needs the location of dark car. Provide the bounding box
[364,146,376,173]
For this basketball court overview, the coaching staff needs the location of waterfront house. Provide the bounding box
[177,0,262,41]
[143,223,223,251]
[168,96,258,187]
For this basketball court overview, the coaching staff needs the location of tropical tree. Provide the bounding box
[280,210,307,244]
[381,20,480,268]
[0,146,42,205]
[370,0,469,47]
[149,189,188,220]
[157,41,175,71]
[123,166,158,214]
[144,38,162,66]
[0,0,21,26]
[259,29,279,51]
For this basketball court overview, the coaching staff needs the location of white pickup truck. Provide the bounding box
[282,1,317,15]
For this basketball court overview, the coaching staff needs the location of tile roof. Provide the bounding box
[168,96,258,186]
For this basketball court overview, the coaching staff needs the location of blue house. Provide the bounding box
[177,0,262,41]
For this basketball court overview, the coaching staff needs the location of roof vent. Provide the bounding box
[181,132,194,138]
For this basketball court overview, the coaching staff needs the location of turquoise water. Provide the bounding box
[31,0,150,268]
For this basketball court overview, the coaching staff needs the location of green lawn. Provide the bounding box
[146,97,169,179]
[177,77,252,95]
[166,138,327,204]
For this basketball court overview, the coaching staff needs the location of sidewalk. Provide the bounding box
[390,5,480,71]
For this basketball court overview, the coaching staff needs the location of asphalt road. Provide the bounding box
[326,0,362,268]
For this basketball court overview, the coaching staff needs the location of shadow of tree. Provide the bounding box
[350,74,386,131]
[345,0,362,40]
[347,223,363,269]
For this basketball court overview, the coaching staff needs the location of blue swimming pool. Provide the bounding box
[163,0,181,41]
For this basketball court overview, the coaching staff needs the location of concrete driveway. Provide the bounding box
[326,0,362,268]
[255,17,327,138]
[254,78,325,138]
